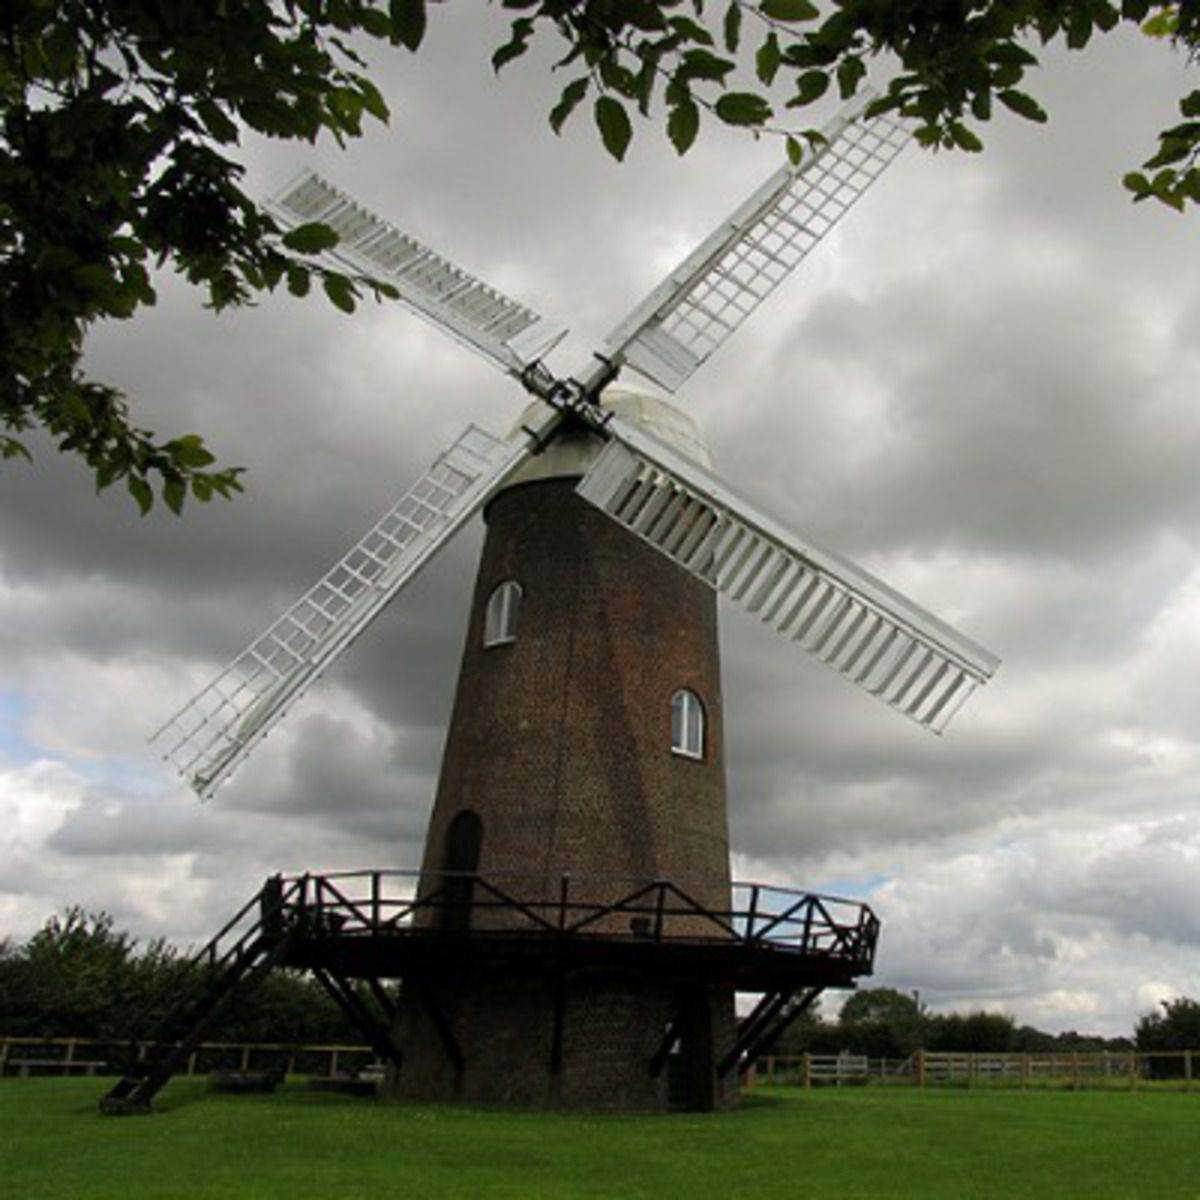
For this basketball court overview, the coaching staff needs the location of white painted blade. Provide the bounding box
[577,418,998,734]
[154,417,557,797]
[269,170,567,376]
[602,91,908,392]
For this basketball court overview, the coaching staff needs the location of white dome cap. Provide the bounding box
[504,386,711,489]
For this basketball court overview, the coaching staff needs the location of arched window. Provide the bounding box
[483,580,522,646]
[671,689,705,760]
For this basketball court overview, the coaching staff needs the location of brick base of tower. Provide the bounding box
[385,971,739,1112]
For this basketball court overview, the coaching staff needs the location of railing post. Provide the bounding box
[746,885,759,942]
[371,871,381,930]
[916,1048,926,1089]
[653,882,666,941]
[558,874,570,932]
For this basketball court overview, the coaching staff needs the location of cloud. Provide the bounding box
[1,10,1198,1045]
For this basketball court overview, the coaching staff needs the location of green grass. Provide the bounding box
[4,1079,1200,1199]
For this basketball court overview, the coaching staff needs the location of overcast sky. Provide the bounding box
[3,8,1199,1038]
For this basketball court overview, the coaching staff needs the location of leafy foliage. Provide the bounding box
[1,0,404,511]
[3,1,1196,512]
[770,986,1133,1057]
[1136,996,1200,1051]
[499,0,1197,211]
[0,907,359,1043]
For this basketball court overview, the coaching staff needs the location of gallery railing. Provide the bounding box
[248,869,879,972]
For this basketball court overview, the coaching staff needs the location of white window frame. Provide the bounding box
[671,688,705,760]
[483,580,522,647]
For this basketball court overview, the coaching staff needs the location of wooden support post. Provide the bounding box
[801,1053,811,1090]
[916,1049,926,1089]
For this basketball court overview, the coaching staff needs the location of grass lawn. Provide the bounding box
[3,1078,1199,1200]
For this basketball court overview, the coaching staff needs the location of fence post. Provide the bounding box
[801,1054,811,1089]
[916,1049,926,1089]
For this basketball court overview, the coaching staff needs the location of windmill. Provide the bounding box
[147,91,999,1113]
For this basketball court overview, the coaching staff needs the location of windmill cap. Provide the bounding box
[505,387,711,488]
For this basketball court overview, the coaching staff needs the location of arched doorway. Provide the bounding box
[440,810,483,933]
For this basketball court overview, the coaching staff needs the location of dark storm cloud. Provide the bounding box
[3,8,1200,1034]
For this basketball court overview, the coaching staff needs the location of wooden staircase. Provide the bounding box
[99,878,300,1114]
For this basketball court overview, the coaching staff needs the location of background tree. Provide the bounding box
[925,1009,1017,1053]
[838,986,928,1058]
[4,1,1196,510]
[1135,996,1200,1049]
[0,908,359,1045]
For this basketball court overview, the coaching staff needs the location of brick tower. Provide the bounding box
[387,391,738,1111]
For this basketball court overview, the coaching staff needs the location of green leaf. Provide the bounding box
[715,92,773,127]
[170,435,216,469]
[998,89,1048,123]
[492,17,533,72]
[1065,9,1094,49]
[128,476,153,516]
[786,135,804,167]
[1123,170,1152,200]
[358,6,392,38]
[286,265,312,297]
[668,16,715,45]
[756,33,783,86]
[163,477,186,516]
[668,97,700,155]
[196,100,239,143]
[390,0,426,50]
[550,77,590,135]
[323,274,358,313]
[1141,8,1177,37]
[282,222,340,254]
[947,121,984,152]
[836,57,865,99]
[723,1,742,52]
[759,0,819,20]
[787,69,829,107]
[0,436,31,463]
[595,96,633,161]
[1146,137,1194,169]
[985,43,1038,67]
[680,49,736,82]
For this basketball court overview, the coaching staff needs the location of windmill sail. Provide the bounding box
[153,416,558,797]
[269,170,567,377]
[601,91,908,393]
[577,418,998,733]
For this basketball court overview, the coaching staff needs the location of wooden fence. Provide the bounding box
[0,1036,379,1080]
[751,1049,1200,1090]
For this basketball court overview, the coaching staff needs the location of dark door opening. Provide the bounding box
[440,810,483,933]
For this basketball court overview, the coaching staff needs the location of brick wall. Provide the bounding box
[390,474,738,1110]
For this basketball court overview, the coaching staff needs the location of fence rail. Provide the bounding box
[0,1036,378,1080]
[752,1050,1200,1091]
